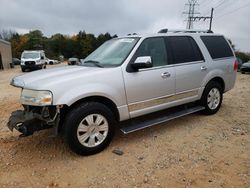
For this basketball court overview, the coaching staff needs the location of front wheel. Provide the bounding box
[63,102,115,155]
[200,81,223,115]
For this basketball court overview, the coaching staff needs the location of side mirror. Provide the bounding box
[131,56,152,70]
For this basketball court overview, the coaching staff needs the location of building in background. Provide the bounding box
[0,39,12,70]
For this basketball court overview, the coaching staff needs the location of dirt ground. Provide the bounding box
[0,64,249,188]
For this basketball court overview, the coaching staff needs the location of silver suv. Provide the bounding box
[8,30,237,155]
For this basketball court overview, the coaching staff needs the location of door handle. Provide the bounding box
[161,72,171,78]
[201,66,207,71]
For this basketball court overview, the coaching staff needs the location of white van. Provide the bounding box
[20,50,47,72]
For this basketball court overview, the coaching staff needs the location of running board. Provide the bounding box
[120,105,205,134]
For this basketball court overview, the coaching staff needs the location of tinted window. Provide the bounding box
[167,36,204,64]
[133,37,168,67]
[201,36,234,59]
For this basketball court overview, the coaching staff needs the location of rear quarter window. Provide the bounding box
[201,36,234,59]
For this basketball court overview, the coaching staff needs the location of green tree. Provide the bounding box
[81,34,97,58]
[6,29,117,60]
[96,32,112,47]
[235,51,250,63]
[22,30,45,50]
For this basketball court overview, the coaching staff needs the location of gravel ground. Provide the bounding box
[0,65,249,188]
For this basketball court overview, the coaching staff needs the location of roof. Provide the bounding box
[0,39,11,45]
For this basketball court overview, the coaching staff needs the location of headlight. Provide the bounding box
[21,89,53,106]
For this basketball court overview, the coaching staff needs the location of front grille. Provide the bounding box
[25,61,35,65]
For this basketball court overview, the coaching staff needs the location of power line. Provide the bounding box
[195,1,250,28]
[214,0,250,16]
[216,3,250,19]
[201,0,237,16]
[200,0,208,4]
[200,0,214,6]
[214,0,227,8]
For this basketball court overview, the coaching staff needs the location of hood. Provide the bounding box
[21,58,40,61]
[242,62,250,67]
[11,65,111,90]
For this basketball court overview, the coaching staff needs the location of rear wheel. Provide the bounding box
[63,102,115,155]
[200,81,223,115]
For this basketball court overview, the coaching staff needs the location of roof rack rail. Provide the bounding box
[158,29,213,34]
[127,33,138,36]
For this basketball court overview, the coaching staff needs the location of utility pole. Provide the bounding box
[189,8,214,31]
[209,8,214,31]
[183,0,200,29]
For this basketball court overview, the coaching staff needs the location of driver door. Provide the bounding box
[122,37,175,118]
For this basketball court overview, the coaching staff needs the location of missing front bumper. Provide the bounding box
[7,106,60,137]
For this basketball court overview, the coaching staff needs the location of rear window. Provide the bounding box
[201,36,234,59]
[167,36,204,64]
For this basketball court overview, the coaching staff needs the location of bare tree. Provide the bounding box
[0,29,17,41]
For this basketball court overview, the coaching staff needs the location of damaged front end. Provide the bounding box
[7,105,61,137]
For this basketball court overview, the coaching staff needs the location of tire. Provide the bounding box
[21,68,25,72]
[241,72,245,74]
[63,102,115,155]
[200,81,223,115]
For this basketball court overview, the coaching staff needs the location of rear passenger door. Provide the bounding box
[166,36,207,98]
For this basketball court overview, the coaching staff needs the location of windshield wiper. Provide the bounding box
[84,60,104,68]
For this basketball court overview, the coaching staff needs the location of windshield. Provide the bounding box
[82,37,139,67]
[22,52,40,59]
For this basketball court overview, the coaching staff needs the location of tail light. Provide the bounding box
[234,60,238,71]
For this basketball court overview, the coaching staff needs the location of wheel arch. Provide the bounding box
[206,77,225,92]
[63,96,120,122]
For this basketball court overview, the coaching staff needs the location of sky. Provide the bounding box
[0,0,250,52]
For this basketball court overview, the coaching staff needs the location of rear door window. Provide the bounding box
[200,36,234,59]
[166,36,204,64]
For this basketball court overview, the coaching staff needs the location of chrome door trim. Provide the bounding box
[128,89,199,112]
